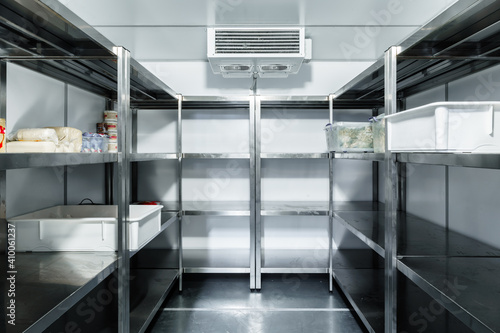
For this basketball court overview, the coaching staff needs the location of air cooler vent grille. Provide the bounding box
[214,30,301,54]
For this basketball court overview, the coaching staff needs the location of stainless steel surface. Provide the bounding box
[259,95,329,102]
[178,95,183,291]
[329,94,333,124]
[261,201,329,216]
[334,153,385,161]
[328,153,333,292]
[384,45,398,333]
[182,249,251,271]
[260,268,328,274]
[183,95,250,102]
[115,46,131,333]
[0,61,5,256]
[129,214,178,258]
[372,161,379,203]
[9,252,116,333]
[397,153,500,169]
[333,268,384,333]
[0,153,118,170]
[182,201,250,216]
[260,153,328,159]
[255,97,262,290]
[398,257,500,333]
[150,274,361,333]
[129,269,178,333]
[398,162,406,213]
[129,153,179,162]
[182,153,250,159]
[249,96,256,290]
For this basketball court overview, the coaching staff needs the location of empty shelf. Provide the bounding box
[0,153,117,170]
[398,153,500,169]
[129,269,178,333]
[182,153,250,159]
[183,249,250,273]
[261,201,329,216]
[334,153,385,161]
[398,257,500,333]
[261,249,329,273]
[9,252,116,333]
[182,201,250,216]
[130,153,178,162]
[260,153,329,159]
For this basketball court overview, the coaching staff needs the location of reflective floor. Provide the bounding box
[147,274,366,333]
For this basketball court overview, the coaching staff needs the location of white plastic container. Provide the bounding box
[386,102,500,153]
[324,122,373,152]
[9,205,163,252]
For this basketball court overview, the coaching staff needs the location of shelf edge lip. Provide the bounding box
[23,254,118,333]
[396,152,500,169]
[182,210,250,216]
[396,259,495,333]
[261,210,329,216]
[261,268,328,273]
[260,153,329,159]
[182,153,250,159]
[183,268,250,273]
[0,153,118,170]
[333,152,384,161]
[129,153,179,161]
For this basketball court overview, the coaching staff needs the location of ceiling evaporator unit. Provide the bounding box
[207,27,311,78]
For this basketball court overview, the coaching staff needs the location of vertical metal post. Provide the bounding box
[384,46,399,333]
[177,95,183,291]
[114,46,131,333]
[105,164,114,205]
[0,61,7,257]
[255,96,262,290]
[249,96,256,290]
[63,84,68,205]
[372,109,379,204]
[328,94,334,292]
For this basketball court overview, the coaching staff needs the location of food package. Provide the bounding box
[8,128,59,144]
[325,122,374,152]
[47,127,83,153]
[82,132,108,153]
[0,118,5,153]
[7,141,56,153]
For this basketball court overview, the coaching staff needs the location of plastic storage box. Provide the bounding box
[324,122,374,152]
[9,205,163,251]
[386,102,500,153]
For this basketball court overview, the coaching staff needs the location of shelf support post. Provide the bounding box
[254,95,262,290]
[0,61,6,259]
[384,45,399,333]
[328,93,334,292]
[115,46,131,333]
[177,94,183,291]
[249,95,257,290]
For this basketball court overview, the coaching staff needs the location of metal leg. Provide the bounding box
[329,153,334,292]
[114,46,131,333]
[177,95,183,292]
[255,96,262,290]
[384,46,399,333]
[0,61,6,257]
[249,96,256,290]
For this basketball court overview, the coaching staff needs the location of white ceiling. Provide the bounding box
[56,0,458,96]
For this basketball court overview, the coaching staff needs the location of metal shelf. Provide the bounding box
[130,212,178,258]
[260,153,329,159]
[182,201,250,216]
[130,153,179,162]
[182,153,250,159]
[0,153,118,170]
[397,153,500,169]
[333,153,384,161]
[129,269,178,333]
[261,201,329,216]
[261,249,329,273]
[334,210,500,259]
[183,249,250,273]
[10,252,117,333]
[398,257,500,333]
[1,0,176,100]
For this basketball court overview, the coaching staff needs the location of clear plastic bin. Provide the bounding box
[324,122,374,152]
[370,114,385,153]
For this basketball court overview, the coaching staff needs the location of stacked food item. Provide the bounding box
[96,110,118,153]
[6,127,82,153]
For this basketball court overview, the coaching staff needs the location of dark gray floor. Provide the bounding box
[147,274,366,333]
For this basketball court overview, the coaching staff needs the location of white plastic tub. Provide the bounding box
[324,122,373,152]
[9,205,163,252]
[386,102,500,153]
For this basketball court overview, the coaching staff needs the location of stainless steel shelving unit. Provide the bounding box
[1,1,179,332]
[329,1,500,332]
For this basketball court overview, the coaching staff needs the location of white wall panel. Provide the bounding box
[182,109,249,153]
[448,63,500,102]
[6,64,65,217]
[182,216,249,250]
[406,85,446,110]
[262,216,328,250]
[137,109,177,153]
[182,159,250,202]
[137,160,178,202]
